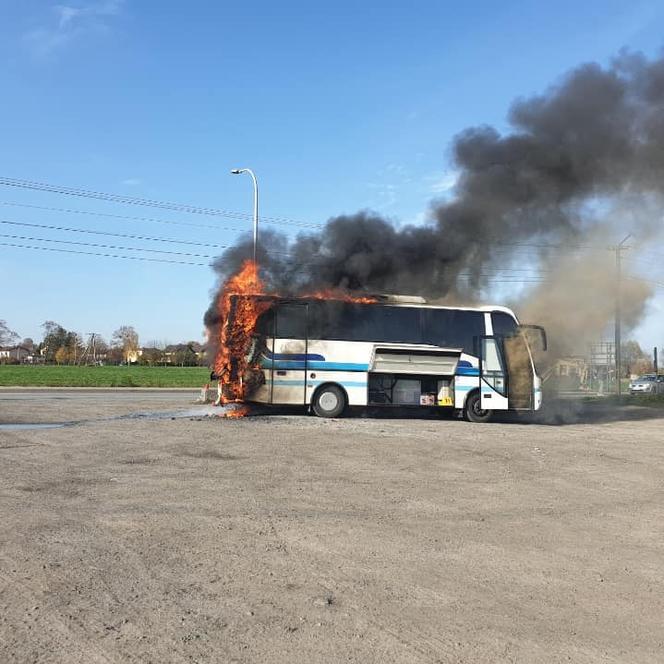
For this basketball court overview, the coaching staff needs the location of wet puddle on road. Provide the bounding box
[0,423,67,431]
[0,405,237,432]
[118,405,226,420]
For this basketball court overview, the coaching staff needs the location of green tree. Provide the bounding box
[173,344,198,367]
[41,321,68,363]
[40,322,84,364]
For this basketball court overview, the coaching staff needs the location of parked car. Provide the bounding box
[629,374,664,395]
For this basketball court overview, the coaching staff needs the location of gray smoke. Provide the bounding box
[208,50,664,347]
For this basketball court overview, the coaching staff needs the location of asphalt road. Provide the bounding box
[1,391,663,662]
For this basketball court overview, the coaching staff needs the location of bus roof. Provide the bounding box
[381,302,519,319]
[254,294,518,320]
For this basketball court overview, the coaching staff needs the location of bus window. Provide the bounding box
[307,302,422,344]
[422,309,484,355]
[376,307,422,343]
[256,309,274,336]
[492,311,519,337]
[352,306,421,344]
[307,301,346,340]
[268,301,484,352]
[275,304,307,338]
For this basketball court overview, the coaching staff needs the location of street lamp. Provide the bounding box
[230,168,259,264]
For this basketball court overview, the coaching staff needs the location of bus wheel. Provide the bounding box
[312,384,346,418]
[464,391,492,423]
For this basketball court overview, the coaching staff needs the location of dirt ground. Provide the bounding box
[1,390,663,663]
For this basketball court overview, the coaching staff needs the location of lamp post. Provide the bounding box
[230,168,259,264]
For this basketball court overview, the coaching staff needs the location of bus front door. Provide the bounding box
[503,332,534,409]
[269,303,309,406]
[480,336,509,411]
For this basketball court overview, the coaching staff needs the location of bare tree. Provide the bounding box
[0,320,19,347]
[112,326,140,364]
[144,339,168,350]
[622,340,650,378]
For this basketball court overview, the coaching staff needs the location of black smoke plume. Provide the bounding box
[207,50,663,352]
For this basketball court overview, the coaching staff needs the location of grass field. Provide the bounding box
[0,365,210,388]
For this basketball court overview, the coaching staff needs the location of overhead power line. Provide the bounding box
[625,274,664,289]
[0,200,249,234]
[0,232,214,259]
[0,177,322,228]
[0,221,553,276]
[0,241,207,266]
[0,218,232,250]
[0,217,558,272]
[0,184,621,255]
[626,256,664,270]
[0,218,300,259]
[0,239,551,283]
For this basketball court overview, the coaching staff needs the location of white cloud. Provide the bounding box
[404,211,428,227]
[121,178,142,186]
[427,170,459,195]
[24,1,125,58]
[56,6,83,29]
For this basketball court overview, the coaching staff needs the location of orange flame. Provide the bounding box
[213,260,269,405]
[304,288,376,304]
[223,405,251,419]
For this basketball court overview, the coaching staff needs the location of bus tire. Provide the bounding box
[312,384,347,418]
[464,391,492,423]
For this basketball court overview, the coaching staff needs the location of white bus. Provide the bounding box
[246,296,546,422]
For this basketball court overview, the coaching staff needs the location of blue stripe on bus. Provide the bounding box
[261,360,369,371]
[269,379,367,388]
[263,362,477,374]
[263,350,326,361]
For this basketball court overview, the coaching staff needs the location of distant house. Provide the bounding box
[125,348,143,364]
[163,343,203,366]
[0,345,31,363]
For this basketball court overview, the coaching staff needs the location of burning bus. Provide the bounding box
[213,261,547,423]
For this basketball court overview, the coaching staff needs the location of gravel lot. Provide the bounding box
[1,390,663,663]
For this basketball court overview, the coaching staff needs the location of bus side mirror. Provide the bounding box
[520,324,547,352]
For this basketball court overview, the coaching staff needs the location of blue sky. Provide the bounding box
[1,0,663,348]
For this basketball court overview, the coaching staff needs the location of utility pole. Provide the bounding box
[614,234,632,396]
[655,347,658,375]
